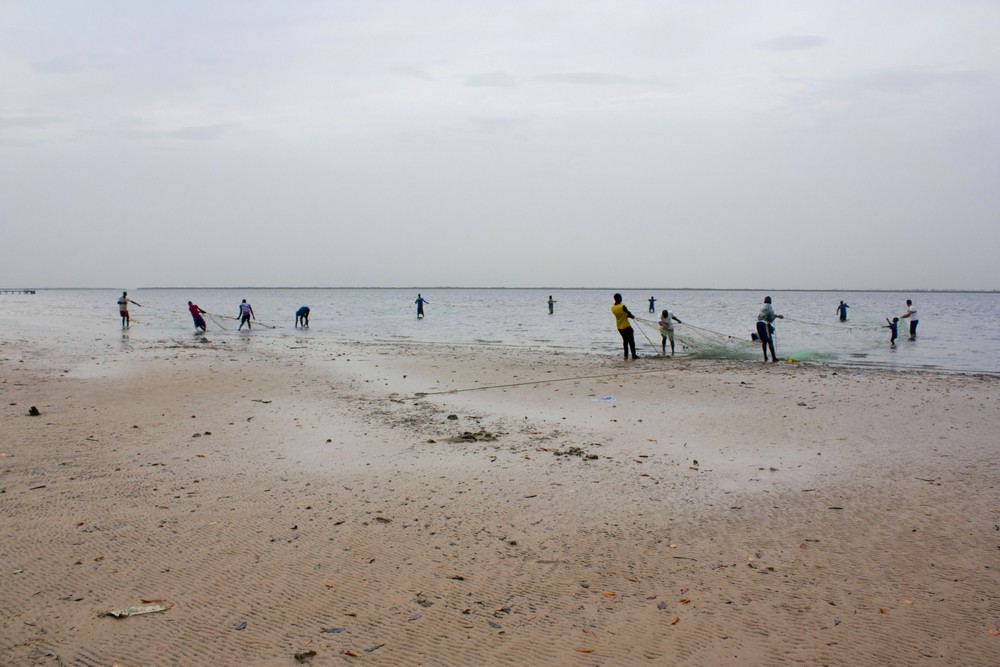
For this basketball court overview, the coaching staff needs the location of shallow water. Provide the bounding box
[1,288,997,374]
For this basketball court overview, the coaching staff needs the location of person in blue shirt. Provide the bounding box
[415,294,428,319]
[884,317,899,346]
[295,306,310,328]
[648,296,656,313]
[755,296,783,362]
[237,299,255,330]
[836,301,849,321]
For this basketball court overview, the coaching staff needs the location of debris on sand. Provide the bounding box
[552,446,598,460]
[105,602,172,618]
[443,430,498,443]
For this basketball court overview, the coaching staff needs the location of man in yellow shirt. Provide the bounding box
[611,293,639,360]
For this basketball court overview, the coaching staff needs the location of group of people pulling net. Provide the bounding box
[186,299,290,332]
[616,294,912,362]
[118,290,915,361]
[117,294,290,333]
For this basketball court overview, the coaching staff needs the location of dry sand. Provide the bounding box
[1,337,999,666]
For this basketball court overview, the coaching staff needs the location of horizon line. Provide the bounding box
[9,286,999,294]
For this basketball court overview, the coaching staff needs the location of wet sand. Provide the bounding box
[2,338,999,665]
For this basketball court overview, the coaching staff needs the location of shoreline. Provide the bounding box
[2,340,998,665]
[2,288,996,376]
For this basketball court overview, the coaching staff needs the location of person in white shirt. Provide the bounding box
[117,291,141,329]
[900,299,919,340]
[755,296,783,362]
[658,308,682,356]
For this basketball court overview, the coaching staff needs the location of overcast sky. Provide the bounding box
[2,1,998,289]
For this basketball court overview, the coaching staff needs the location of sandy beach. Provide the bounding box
[2,338,998,666]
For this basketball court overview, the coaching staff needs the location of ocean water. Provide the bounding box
[1,288,997,374]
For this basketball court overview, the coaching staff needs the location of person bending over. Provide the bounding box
[659,308,682,356]
[188,301,207,332]
[238,299,255,330]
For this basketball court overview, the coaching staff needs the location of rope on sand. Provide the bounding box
[407,366,679,400]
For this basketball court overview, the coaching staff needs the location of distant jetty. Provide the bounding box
[0,289,36,294]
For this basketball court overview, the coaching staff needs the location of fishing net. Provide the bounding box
[633,313,886,362]
[206,313,236,331]
[634,317,759,359]
[204,312,277,330]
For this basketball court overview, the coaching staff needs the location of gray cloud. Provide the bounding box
[535,72,662,86]
[760,35,827,52]
[31,57,81,73]
[123,125,231,141]
[464,115,526,136]
[1,2,996,289]
[782,68,994,113]
[0,115,61,129]
[164,125,229,141]
[848,69,992,94]
[464,71,517,88]
[0,115,65,146]
[390,64,433,80]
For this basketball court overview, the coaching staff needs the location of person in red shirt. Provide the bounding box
[188,301,207,332]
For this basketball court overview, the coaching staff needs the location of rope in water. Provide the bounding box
[123,302,231,327]
[424,300,488,309]
[782,317,882,332]
[121,301,278,329]
[205,312,278,329]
